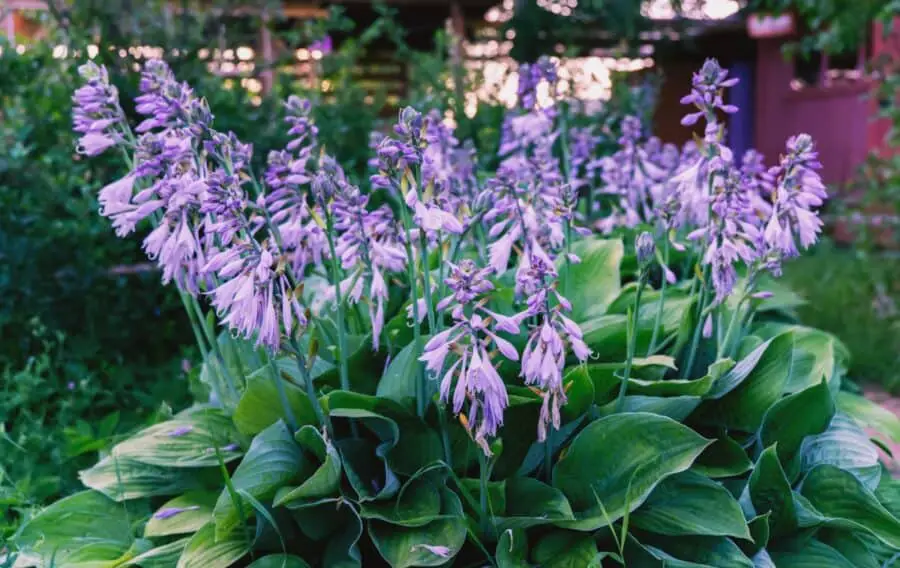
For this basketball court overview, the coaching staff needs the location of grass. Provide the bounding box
[781,240,900,392]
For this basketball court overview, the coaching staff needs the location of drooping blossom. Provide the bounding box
[680,58,739,127]
[134,59,211,134]
[515,256,589,441]
[763,134,826,261]
[420,260,521,455]
[517,56,558,110]
[72,62,125,156]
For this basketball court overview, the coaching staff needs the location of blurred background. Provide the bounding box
[1,0,898,538]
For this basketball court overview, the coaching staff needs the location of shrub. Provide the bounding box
[8,56,900,568]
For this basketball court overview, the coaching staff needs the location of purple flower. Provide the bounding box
[135,60,211,135]
[422,260,520,455]
[763,134,826,259]
[309,35,333,56]
[517,56,558,110]
[515,256,589,441]
[73,62,124,156]
[680,58,739,126]
[153,505,200,520]
[167,425,193,437]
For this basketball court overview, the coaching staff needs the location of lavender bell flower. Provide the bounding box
[515,256,590,441]
[135,60,211,135]
[680,58,739,127]
[72,62,125,156]
[517,56,558,111]
[763,134,826,260]
[421,260,520,455]
[153,505,201,520]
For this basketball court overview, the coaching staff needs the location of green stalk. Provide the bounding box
[478,452,491,538]
[717,297,746,360]
[323,213,351,393]
[186,295,240,400]
[683,269,709,380]
[615,273,646,413]
[397,204,427,417]
[268,358,298,431]
[289,337,330,434]
[648,239,670,354]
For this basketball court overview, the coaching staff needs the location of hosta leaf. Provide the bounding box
[552,412,711,531]
[637,535,754,568]
[109,408,242,468]
[176,522,250,568]
[360,474,444,527]
[14,491,135,566]
[531,530,604,567]
[123,539,190,568]
[759,379,834,471]
[213,420,305,540]
[497,529,529,568]
[246,554,312,568]
[753,323,848,392]
[561,366,595,419]
[369,488,467,568]
[233,370,318,436]
[596,395,701,421]
[274,425,342,507]
[376,339,421,404]
[144,491,217,537]
[695,333,795,432]
[80,455,211,501]
[768,539,855,567]
[800,464,900,548]
[799,414,881,490]
[705,338,774,399]
[631,471,751,539]
[558,237,623,322]
[836,391,900,443]
[752,549,776,568]
[692,435,753,478]
[818,529,880,568]
[580,314,654,362]
[496,476,575,530]
[747,445,798,538]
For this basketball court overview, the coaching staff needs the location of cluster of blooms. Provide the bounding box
[72,62,127,156]
[516,56,558,111]
[420,260,520,454]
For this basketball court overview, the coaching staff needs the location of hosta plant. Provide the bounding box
[9,57,900,568]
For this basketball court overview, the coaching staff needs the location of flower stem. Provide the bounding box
[397,204,427,417]
[615,273,645,413]
[289,337,330,434]
[683,268,709,379]
[648,239,669,354]
[268,357,298,431]
[324,214,351,393]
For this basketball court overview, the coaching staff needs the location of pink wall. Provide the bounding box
[754,39,871,186]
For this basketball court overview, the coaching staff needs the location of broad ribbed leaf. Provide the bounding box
[369,488,467,567]
[747,445,797,538]
[497,529,529,568]
[693,435,753,478]
[110,408,242,468]
[496,476,575,530]
[769,539,855,567]
[176,522,249,568]
[636,535,753,567]
[123,539,190,568]
[558,237,623,322]
[836,391,900,443]
[696,333,794,432]
[213,420,304,540]
[531,530,604,567]
[246,554,312,568]
[759,379,834,469]
[801,464,900,548]
[552,412,711,530]
[631,471,751,539]
[360,474,443,527]
[145,491,217,537]
[597,395,701,421]
[376,339,421,404]
[274,425,342,507]
[234,371,318,436]
[799,414,881,490]
[80,455,209,501]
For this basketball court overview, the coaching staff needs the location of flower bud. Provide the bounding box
[636,231,656,267]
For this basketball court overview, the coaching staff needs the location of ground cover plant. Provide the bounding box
[8,55,900,568]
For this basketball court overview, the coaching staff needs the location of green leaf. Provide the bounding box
[14,491,134,566]
[747,445,797,538]
[836,391,900,444]
[695,333,795,432]
[376,339,421,404]
[596,395,701,421]
[580,315,654,362]
[692,435,753,478]
[369,488,467,567]
[637,535,754,568]
[753,324,848,392]
[123,538,190,568]
[109,408,242,468]
[800,464,900,548]
[552,412,711,531]
[531,530,604,568]
[558,237,623,322]
[496,476,575,530]
[145,491,217,537]
[80,455,212,501]
[759,379,835,470]
[274,426,342,507]
[497,529,529,568]
[818,529,880,568]
[631,471,751,539]
[234,371,318,436]
[246,555,312,568]
[799,414,881,490]
[705,338,774,399]
[584,357,678,404]
[769,539,855,567]
[561,366,595,419]
[176,522,250,568]
[213,420,305,540]
[359,473,444,527]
